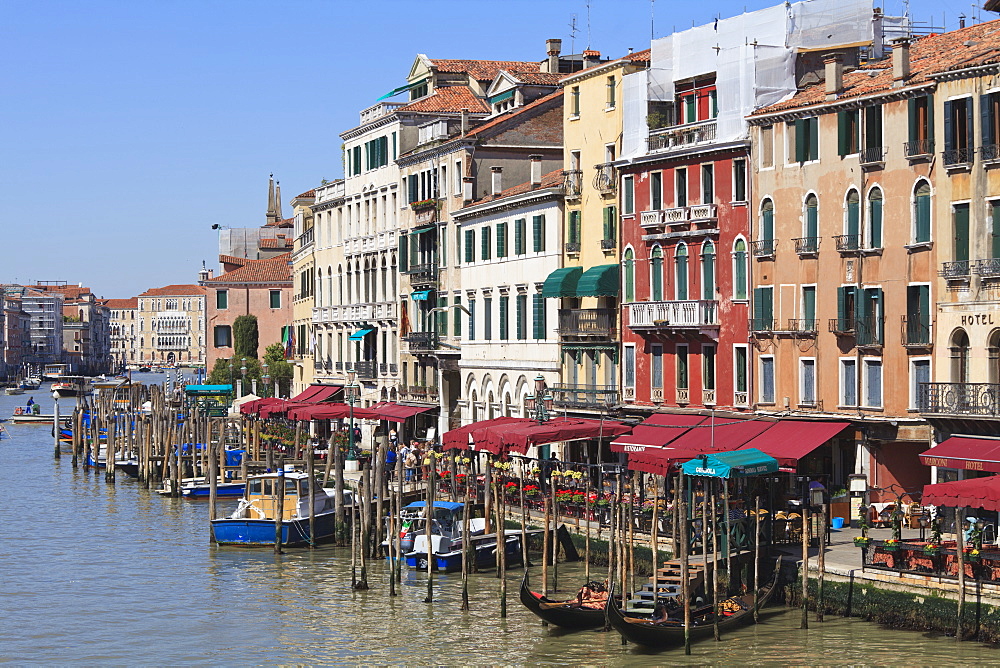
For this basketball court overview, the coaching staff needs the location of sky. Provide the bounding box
[0,0,976,299]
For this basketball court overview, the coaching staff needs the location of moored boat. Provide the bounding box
[519,571,612,630]
[4,387,24,395]
[210,468,337,547]
[51,376,93,398]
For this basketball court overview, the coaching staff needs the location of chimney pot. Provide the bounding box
[823,53,844,100]
[463,176,474,202]
[530,155,542,188]
[491,166,503,195]
[545,38,562,73]
[460,108,469,137]
[891,37,911,86]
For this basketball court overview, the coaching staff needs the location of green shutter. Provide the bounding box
[465,230,474,262]
[865,105,882,149]
[533,294,545,339]
[497,222,507,258]
[993,203,1000,259]
[837,286,846,331]
[453,296,462,336]
[624,254,635,302]
[516,294,526,340]
[734,248,746,300]
[803,287,816,329]
[847,198,860,237]
[795,119,806,162]
[908,98,918,143]
[624,177,634,214]
[919,285,930,330]
[410,233,419,267]
[514,218,525,255]
[916,189,931,243]
[437,296,447,334]
[762,207,774,241]
[943,100,955,153]
[481,226,491,260]
[870,194,883,248]
[499,296,508,340]
[752,287,764,329]
[838,111,850,156]
[955,204,970,262]
[927,95,935,143]
[532,215,544,252]
[651,255,662,301]
[399,236,409,272]
[806,200,818,238]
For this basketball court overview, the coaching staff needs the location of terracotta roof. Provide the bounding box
[219,255,250,267]
[504,71,564,86]
[103,298,138,309]
[397,86,490,114]
[28,284,92,300]
[260,236,292,249]
[754,20,1000,115]
[625,48,651,63]
[139,285,207,297]
[465,89,563,138]
[294,189,316,199]
[429,59,541,82]
[265,217,294,228]
[203,253,292,285]
[559,49,650,83]
[465,168,563,206]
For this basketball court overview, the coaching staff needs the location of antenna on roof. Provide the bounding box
[586,0,592,49]
[569,14,579,56]
[651,0,655,40]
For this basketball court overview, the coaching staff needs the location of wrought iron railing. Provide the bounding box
[564,242,581,253]
[794,237,820,255]
[940,260,971,279]
[860,146,885,165]
[406,263,438,287]
[751,239,776,257]
[828,317,855,335]
[548,384,620,410]
[786,318,818,333]
[982,144,1000,162]
[904,138,934,157]
[975,258,1000,277]
[901,315,931,346]
[943,147,974,166]
[354,360,377,379]
[600,238,616,250]
[592,163,616,194]
[920,382,1000,417]
[835,234,861,252]
[749,318,776,332]
[855,317,884,347]
[557,309,616,337]
[562,170,582,199]
[405,331,438,352]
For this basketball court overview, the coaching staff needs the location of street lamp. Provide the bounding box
[526,374,553,424]
[262,361,270,398]
[240,360,247,397]
[344,370,361,460]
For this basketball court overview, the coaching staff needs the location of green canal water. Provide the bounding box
[1,387,998,665]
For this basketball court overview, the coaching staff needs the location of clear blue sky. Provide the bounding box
[0,0,971,299]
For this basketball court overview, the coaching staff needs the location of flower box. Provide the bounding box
[853,537,871,547]
[882,541,900,552]
[923,545,940,556]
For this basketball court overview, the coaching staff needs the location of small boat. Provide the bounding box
[114,459,140,477]
[211,468,337,547]
[51,376,93,398]
[137,366,151,373]
[42,364,69,380]
[4,387,24,395]
[9,412,66,424]
[396,501,523,572]
[158,477,246,498]
[605,556,782,649]
[19,377,41,390]
[519,571,612,630]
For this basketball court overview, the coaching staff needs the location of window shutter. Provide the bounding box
[753,287,763,329]
[907,98,918,143]
[514,218,525,255]
[982,94,995,148]
[806,201,818,238]
[927,95,935,142]
[803,287,816,328]
[437,296,447,334]
[847,198,860,237]
[464,230,474,263]
[497,222,506,258]
[916,190,931,243]
[625,255,635,302]
[481,226,491,260]
[516,294,526,339]
[838,111,850,156]
[837,286,847,331]
[624,177,634,213]
[533,215,544,252]
[762,207,774,241]
[943,100,955,152]
[650,256,662,301]
[875,288,885,344]
[410,233,419,267]
[499,296,508,340]
[453,296,462,336]
[399,236,409,272]
[966,96,976,151]
[865,105,882,148]
[532,293,545,339]
[955,204,970,262]
[870,194,882,248]
[794,119,806,162]
[919,285,930,330]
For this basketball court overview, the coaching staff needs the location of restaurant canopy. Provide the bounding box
[737,420,848,468]
[288,403,380,421]
[290,384,342,403]
[680,448,779,479]
[239,396,285,415]
[922,475,1000,512]
[919,435,1000,473]
[479,417,632,456]
[441,417,533,451]
[258,400,314,419]
[366,402,437,423]
[575,264,619,297]
[611,414,706,453]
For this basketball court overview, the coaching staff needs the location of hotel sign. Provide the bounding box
[920,455,988,471]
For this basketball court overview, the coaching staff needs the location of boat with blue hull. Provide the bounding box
[211,469,337,547]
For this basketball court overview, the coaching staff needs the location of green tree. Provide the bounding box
[262,343,293,397]
[233,315,259,359]
[207,355,262,386]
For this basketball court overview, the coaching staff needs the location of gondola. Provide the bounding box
[519,571,609,630]
[605,556,782,649]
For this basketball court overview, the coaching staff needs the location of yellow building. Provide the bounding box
[290,188,317,395]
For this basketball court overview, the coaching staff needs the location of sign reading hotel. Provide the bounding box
[920,455,986,471]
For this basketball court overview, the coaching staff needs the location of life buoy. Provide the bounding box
[14,407,22,415]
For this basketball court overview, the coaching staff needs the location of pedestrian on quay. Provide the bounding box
[404,444,418,483]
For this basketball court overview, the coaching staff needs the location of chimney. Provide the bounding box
[891,37,911,87]
[463,176,474,202]
[491,166,503,195]
[583,49,601,68]
[530,155,542,188]
[824,53,844,100]
[960,14,967,29]
[545,38,562,73]
[460,108,469,137]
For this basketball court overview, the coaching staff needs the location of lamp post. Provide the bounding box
[345,370,360,461]
[526,374,552,424]
[262,361,270,399]
[240,360,247,398]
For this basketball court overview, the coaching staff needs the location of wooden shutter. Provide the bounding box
[481,226,491,260]
[532,294,545,339]
[464,230,474,263]
[453,296,462,337]
[753,287,763,329]
[532,215,544,252]
[927,95,935,143]
[794,119,806,162]
[993,202,1000,259]
[838,111,850,156]
[651,255,662,301]
[499,296,508,340]
[869,193,882,248]
[762,206,774,241]
[516,295,527,339]
[954,204,970,262]
[966,97,976,151]
[847,197,860,237]
[624,176,634,213]
[865,105,882,148]
[907,98,918,143]
[983,94,996,148]
[398,236,408,272]
[943,100,954,153]
[915,189,931,243]
[803,287,816,328]
[806,199,818,238]
[514,218,525,255]
[497,222,506,258]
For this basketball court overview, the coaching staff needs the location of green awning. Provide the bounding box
[489,89,514,103]
[411,290,432,301]
[376,78,427,101]
[349,328,374,341]
[576,264,620,297]
[185,384,233,396]
[540,267,583,298]
[680,448,779,479]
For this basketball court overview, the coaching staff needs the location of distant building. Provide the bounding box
[136,285,207,366]
[103,297,138,371]
[2,296,31,378]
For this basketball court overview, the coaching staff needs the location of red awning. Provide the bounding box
[442,417,533,451]
[611,414,706,453]
[239,397,285,415]
[661,417,774,453]
[922,475,1000,512]
[290,384,342,403]
[627,445,711,475]
[368,402,437,423]
[288,403,380,421]
[481,417,632,456]
[920,436,1000,473]
[738,420,848,468]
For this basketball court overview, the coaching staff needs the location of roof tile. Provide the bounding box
[139,285,207,297]
[204,253,292,284]
[397,86,490,114]
[429,59,541,82]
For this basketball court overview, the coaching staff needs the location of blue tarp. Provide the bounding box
[403,500,464,511]
[680,448,779,479]
[225,449,245,467]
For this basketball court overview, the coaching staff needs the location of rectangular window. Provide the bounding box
[353,146,361,175]
[532,215,545,252]
[496,222,507,258]
[943,97,975,162]
[800,359,816,405]
[802,285,816,331]
[602,206,617,244]
[864,359,883,408]
[911,359,930,410]
[408,175,419,203]
[702,345,716,391]
[791,117,819,162]
[760,356,775,404]
[269,290,281,309]
[464,229,475,263]
[650,172,662,210]
[992,201,1000,259]
[760,126,774,168]
[675,168,687,207]
[906,284,931,345]
[734,345,748,395]
[455,160,462,194]
[752,286,774,330]
[483,297,492,340]
[499,296,509,340]
[216,290,228,310]
[571,86,580,116]
[532,293,545,339]
[624,344,636,389]
[954,202,970,263]
[567,211,581,245]
[606,76,616,108]
[623,175,634,214]
[837,109,860,156]
[841,359,857,407]
[453,296,462,337]
[864,105,883,151]
[651,344,663,389]
[907,95,934,148]
[468,298,476,340]
[701,164,714,204]
[676,344,688,390]
[436,296,447,334]
[732,159,746,202]
[514,218,526,255]
[516,294,527,340]
[213,325,232,347]
[399,234,410,272]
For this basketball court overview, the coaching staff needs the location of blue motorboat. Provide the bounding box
[211,468,338,547]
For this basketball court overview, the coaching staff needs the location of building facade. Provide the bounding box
[136,285,207,366]
[104,297,138,371]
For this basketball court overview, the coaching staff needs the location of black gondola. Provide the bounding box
[519,571,609,630]
[605,556,783,649]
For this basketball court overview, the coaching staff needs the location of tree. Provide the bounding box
[233,315,259,359]
[262,343,293,397]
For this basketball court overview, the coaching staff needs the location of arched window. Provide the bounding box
[951,329,971,384]
[316,267,323,306]
[914,181,931,243]
[732,239,747,300]
[990,329,1000,385]
[701,241,716,300]
[867,187,883,249]
[845,189,860,247]
[675,244,689,300]
[804,194,819,239]
[623,248,635,302]
[338,265,344,304]
[760,199,774,254]
[650,246,664,301]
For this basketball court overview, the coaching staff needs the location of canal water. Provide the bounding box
[1,385,997,665]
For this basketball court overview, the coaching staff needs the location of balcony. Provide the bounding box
[750,318,777,333]
[406,263,438,288]
[860,146,885,167]
[982,144,1000,163]
[834,234,861,253]
[379,362,388,375]
[794,237,820,256]
[549,384,619,410]
[920,382,1000,418]
[975,258,1000,278]
[943,147,974,168]
[629,300,719,332]
[402,385,439,403]
[940,260,971,280]
[562,170,582,199]
[647,120,717,153]
[593,163,616,194]
[564,242,581,254]
[904,138,934,158]
[689,203,717,223]
[855,317,884,348]
[751,239,776,258]
[354,360,377,379]
[786,318,818,335]
[600,238,616,250]
[663,206,689,225]
[558,308,617,338]
[405,331,438,353]
[901,315,931,347]
[828,317,855,335]
[335,361,343,371]
[640,210,664,228]
[390,363,398,374]
[296,226,314,250]
[734,391,749,407]
[702,389,716,406]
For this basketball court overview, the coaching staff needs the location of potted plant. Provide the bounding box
[854,536,871,547]
[965,546,982,562]
[923,542,940,556]
[883,538,900,552]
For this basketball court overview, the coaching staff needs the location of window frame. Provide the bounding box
[909,356,931,410]
[862,357,883,409]
[759,355,775,404]
[799,357,817,406]
[839,357,858,408]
